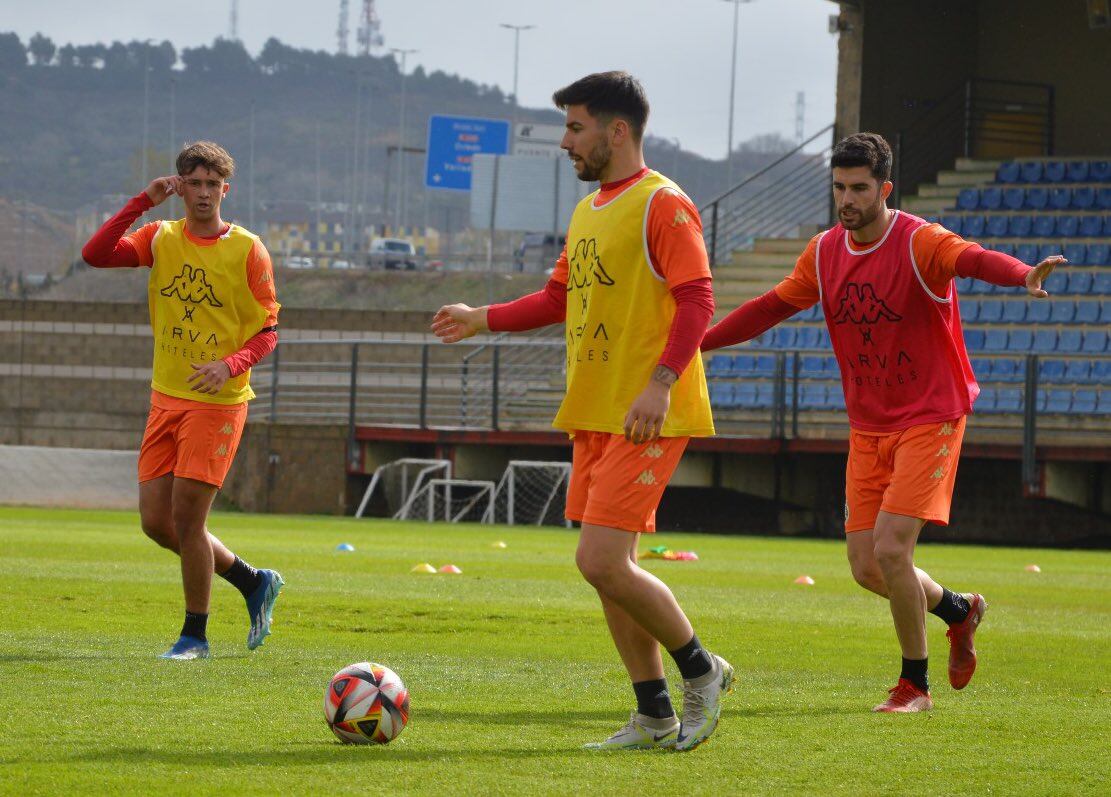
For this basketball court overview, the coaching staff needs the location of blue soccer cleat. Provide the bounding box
[160,635,210,660]
[246,569,284,650]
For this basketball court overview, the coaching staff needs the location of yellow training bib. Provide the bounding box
[552,171,714,437]
[148,220,270,404]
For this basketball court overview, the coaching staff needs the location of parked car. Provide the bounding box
[513,233,566,273]
[369,238,418,270]
[285,255,315,269]
[331,259,352,270]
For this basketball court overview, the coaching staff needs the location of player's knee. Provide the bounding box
[850,560,885,592]
[140,518,176,550]
[872,538,911,571]
[575,550,622,590]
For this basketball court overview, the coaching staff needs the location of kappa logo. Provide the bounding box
[634,469,657,486]
[936,444,951,457]
[215,443,228,457]
[671,208,692,227]
[160,264,223,307]
[831,283,901,325]
[929,466,945,480]
[937,422,955,436]
[567,238,616,290]
[219,423,234,435]
[641,444,664,459]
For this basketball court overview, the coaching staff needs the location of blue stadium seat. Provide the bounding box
[996,389,1023,412]
[795,304,817,321]
[1043,272,1067,294]
[1076,301,1100,324]
[977,388,998,412]
[986,215,1009,237]
[1064,243,1087,265]
[1092,161,1111,182]
[1016,243,1038,265]
[1102,300,1111,323]
[1039,244,1063,264]
[753,355,776,377]
[799,384,827,409]
[828,384,846,411]
[993,242,1017,257]
[941,214,963,234]
[923,215,941,224]
[1049,187,1071,210]
[1007,215,1032,237]
[1055,215,1079,237]
[971,357,992,379]
[755,383,775,409]
[1099,390,1111,415]
[1040,358,1065,382]
[1001,301,1026,323]
[1020,162,1044,183]
[1058,330,1082,352]
[1066,161,1090,182]
[1081,330,1107,353]
[799,355,826,379]
[955,276,974,294]
[1002,187,1025,210]
[1032,216,1056,237]
[1097,188,1111,210]
[960,299,979,321]
[1068,272,1093,294]
[771,327,797,348]
[816,327,831,348]
[1064,360,1091,383]
[708,355,733,377]
[1094,273,1111,294]
[1050,301,1075,324]
[1073,389,1097,413]
[996,162,1021,183]
[956,188,979,211]
[994,358,1021,382]
[732,354,756,375]
[1105,216,1111,236]
[985,328,1008,351]
[1033,329,1058,351]
[980,187,1003,210]
[963,215,986,238]
[735,384,758,407]
[710,383,734,408]
[978,300,1003,322]
[964,329,985,350]
[1045,389,1072,413]
[1079,215,1104,237]
[1027,301,1051,323]
[1006,328,1032,351]
[1094,360,1111,385]
[1024,186,1049,209]
[1071,187,1095,210]
[797,327,821,349]
[1044,162,1067,183]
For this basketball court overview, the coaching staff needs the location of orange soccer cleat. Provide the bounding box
[873,678,933,713]
[946,593,987,690]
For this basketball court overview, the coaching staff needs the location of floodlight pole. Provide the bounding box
[723,0,755,191]
[499,23,535,129]
[391,47,418,234]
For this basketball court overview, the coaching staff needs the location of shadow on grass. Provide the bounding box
[0,652,250,663]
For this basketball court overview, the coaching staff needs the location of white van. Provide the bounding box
[369,238,418,270]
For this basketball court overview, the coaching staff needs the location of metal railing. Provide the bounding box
[700,124,836,266]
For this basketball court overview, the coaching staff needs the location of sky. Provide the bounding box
[0,0,838,160]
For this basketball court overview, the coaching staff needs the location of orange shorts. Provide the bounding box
[844,416,966,533]
[565,431,689,533]
[138,392,248,488]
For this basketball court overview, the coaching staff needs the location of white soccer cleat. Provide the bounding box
[674,653,735,751]
[583,712,680,751]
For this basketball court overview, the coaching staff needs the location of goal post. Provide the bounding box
[492,460,572,527]
[396,479,496,523]
[355,458,452,518]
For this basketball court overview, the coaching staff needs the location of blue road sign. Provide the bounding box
[425,114,511,191]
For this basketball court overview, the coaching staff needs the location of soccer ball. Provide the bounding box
[324,662,410,745]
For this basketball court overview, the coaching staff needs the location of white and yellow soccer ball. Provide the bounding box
[324,662,410,745]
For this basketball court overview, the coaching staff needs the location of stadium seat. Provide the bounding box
[771,327,797,348]
[799,384,827,409]
[709,383,734,408]
[1024,186,1049,209]
[1064,359,1091,383]
[1102,300,1111,323]
[1097,188,1111,210]
[1071,187,1095,210]
[1031,216,1055,237]
[828,384,846,411]
[977,388,998,412]
[732,354,756,375]
[1039,358,1065,382]
[1066,161,1090,182]
[797,326,821,348]
[1076,301,1100,324]
[980,187,1003,210]
[1058,330,1082,352]
[1020,161,1044,183]
[1079,215,1104,237]
[971,357,992,379]
[799,355,826,379]
[1094,273,1111,294]
[1044,162,1066,183]
[1099,390,1111,415]
[964,329,985,350]
[1049,187,1071,210]
[1027,301,1051,323]
[986,215,1009,237]
[1049,299,1074,322]
[963,215,986,238]
[1007,215,1032,237]
[956,188,979,211]
[1067,272,1093,294]
[955,276,974,295]
[755,383,775,409]
[941,214,963,234]
[1073,389,1097,413]
[985,328,1008,351]
[978,300,1003,322]
[1033,329,1057,351]
[994,357,1021,382]
[754,355,776,377]
[1016,243,1038,265]
[1006,328,1032,351]
[1039,244,1063,263]
[993,242,1016,257]
[1001,301,1026,323]
[1064,243,1087,265]
[1055,215,1079,237]
[1092,161,1111,182]
[996,389,1023,412]
[1081,330,1107,353]
[1105,216,1111,236]
[1043,272,1067,294]
[708,355,733,377]
[796,304,818,322]
[1094,360,1111,385]
[1002,187,1025,210]
[996,162,1021,183]
[959,298,979,321]
[816,327,831,348]
[735,384,758,407]
[1045,389,1072,413]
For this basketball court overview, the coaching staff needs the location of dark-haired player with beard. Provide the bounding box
[432,71,732,751]
[703,132,1063,712]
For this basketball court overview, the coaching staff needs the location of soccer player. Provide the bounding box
[82,141,284,660]
[431,72,732,751]
[703,133,1063,712]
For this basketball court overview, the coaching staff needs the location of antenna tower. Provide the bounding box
[357,0,384,56]
[337,0,350,55]
[229,0,239,41]
[795,91,806,144]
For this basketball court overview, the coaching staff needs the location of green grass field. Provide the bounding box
[1,507,1108,796]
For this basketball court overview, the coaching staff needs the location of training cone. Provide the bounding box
[491,541,507,549]
[1025,564,1041,573]
[410,562,437,574]
[439,564,463,574]
[794,575,815,585]
[335,543,355,552]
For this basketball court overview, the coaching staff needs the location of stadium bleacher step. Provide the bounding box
[728,251,799,269]
[751,237,810,255]
[955,157,1004,173]
[900,195,954,214]
[937,170,998,187]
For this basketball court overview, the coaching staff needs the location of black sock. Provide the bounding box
[667,634,714,681]
[181,611,208,641]
[632,678,674,720]
[900,657,929,693]
[929,588,971,626]
[219,556,263,599]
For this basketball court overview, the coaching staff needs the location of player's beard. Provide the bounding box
[574,139,612,182]
[839,197,884,231]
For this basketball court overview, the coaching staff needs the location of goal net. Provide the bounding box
[491,460,572,527]
[396,479,496,523]
[355,458,452,518]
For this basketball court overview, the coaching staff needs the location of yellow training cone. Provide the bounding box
[410,563,437,574]
[491,541,507,549]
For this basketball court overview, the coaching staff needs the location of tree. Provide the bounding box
[102,41,131,71]
[28,33,55,66]
[75,44,106,69]
[208,37,255,74]
[57,43,78,68]
[736,132,796,155]
[0,32,26,71]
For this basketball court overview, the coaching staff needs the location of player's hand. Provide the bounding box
[624,379,671,444]
[1026,255,1065,298]
[431,303,487,343]
[187,360,231,394]
[145,175,182,206]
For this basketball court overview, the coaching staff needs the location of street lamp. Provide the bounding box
[391,47,418,233]
[499,23,535,116]
[723,0,755,191]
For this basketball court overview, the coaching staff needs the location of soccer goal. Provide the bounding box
[355,458,452,518]
[396,479,496,523]
[491,460,572,527]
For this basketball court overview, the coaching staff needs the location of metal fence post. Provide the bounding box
[790,351,800,439]
[269,342,280,422]
[419,344,429,429]
[709,202,719,268]
[347,343,359,470]
[963,79,974,158]
[492,345,501,431]
[893,131,903,208]
[1022,353,1039,493]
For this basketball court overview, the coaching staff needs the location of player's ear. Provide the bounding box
[881,181,893,202]
[222,183,230,197]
